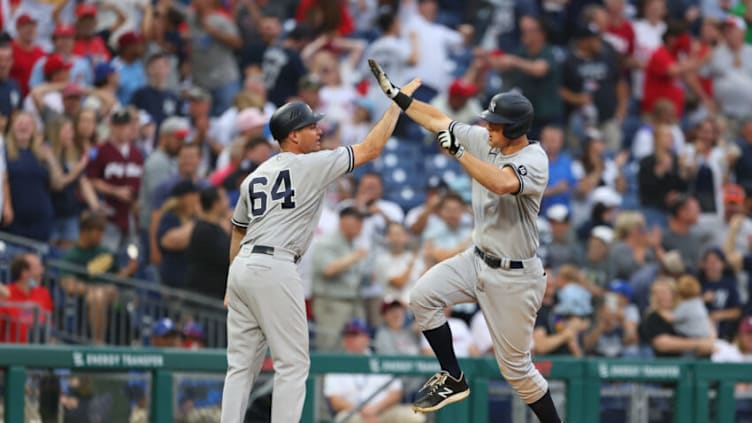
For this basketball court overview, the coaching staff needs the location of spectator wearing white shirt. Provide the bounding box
[324,318,425,423]
[631,99,687,162]
[362,8,418,117]
[708,16,752,121]
[400,0,470,101]
[429,78,483,124]
[423,191,472,268]
[630,0,667,99]
[421,307,480,358]
[373,222,424,305]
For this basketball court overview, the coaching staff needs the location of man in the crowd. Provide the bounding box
[0,253,53,343]
[10,14,45,97]
[130,52,181,127]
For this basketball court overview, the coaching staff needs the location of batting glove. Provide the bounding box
[368,59,401,98]
[437,130,464,159]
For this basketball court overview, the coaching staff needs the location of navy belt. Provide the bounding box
[474,247,523,269]
[251,245,301,263]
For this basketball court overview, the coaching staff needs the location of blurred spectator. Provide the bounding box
[0,253,52,343]
[681,119,726,217]
[73,108,98,150]
[140,2,185,91]
[157,180,200,289]
[138,117,189,266]
[599,0,636,63]
[373,299,420,355]
[491,15,563,138]
[533,268,591,356]
[307,49,360,128]
[130,52,181,127]
[630,249,686,313]
[186,186,231,301]
[469,310,493,356]
[639,277,714,357]
[695,184,752,253]
[4,111,62,241]
[188,0,242,116]
[609,211,662,281]
[339,98,374,147]
[324,318,425,423]
[312,206,368,352]
[262,25,310,107]
[662,194,702,273]
[362,8,418,116]
[700,247,742,341]
[0,43,21,127]
[576,186,622,242]
[712,315,752,362]
[10,14,44,97]
[541,125,577,213]
[543,204,583,269]
[571,129,627,226]
[46,116,99,249]
[185,86,220,176]
[212,88,268,150]
[296,0,355,36]
[87,109,144,252]
[239,13,282,75]
[631,0,667,101]
[401,0,469,101]
[182,321,207,350]
[631,99,686,162]
[423,191,472,267]
[735,120,752,193]
[708,16,752,121]
[151,317,182,347]
[581,225,615,292]
[642,21,709,119]
[150,143,209,266]
[405,176,450,237]
[420,306,479,358]
[60,212,137,344]
[560,23,627,152]
[373,222,423,305]
[218,136,272,195]
[637,124,689,224]
[430,78,482,124]
[112,31,146,106]
[72,3,120,65]
[583,280,640,357]
[28,25,93,90]
[668,274,715,339]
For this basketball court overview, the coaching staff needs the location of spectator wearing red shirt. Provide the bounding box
[601,0,636,66]
[87,109,144,252]
[73,3,127,65]
[642,22,710,119]
[10,14,45,97]
[295,0,354,36]
[0,253,53,344]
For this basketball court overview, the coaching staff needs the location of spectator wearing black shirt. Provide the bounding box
[700,247,742,341]
[156,180,200,288]
[734,120,752,195]
[186,187,230,300]
[638,124,689,225]
[0,43,21,130]
[263,25,311,107]
[239,14,283,76]
[533,267,589,356]
[130,52,181,127]
[639,277,714,358]
[560,24,627,152]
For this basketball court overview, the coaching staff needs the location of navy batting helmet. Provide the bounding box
[479,92,534,139]
[269,101,324,141]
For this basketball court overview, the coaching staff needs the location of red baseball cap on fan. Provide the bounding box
[16,14,36,26]
[76,4,97,18]
[449,79,477,98]
[53,24,76,38]
[44,54,72,79]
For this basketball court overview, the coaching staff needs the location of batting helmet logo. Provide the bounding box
[518,165,528,176]
[489,100,496,113]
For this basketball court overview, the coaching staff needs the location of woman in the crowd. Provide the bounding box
[47,117,99,248]
[185,186,230,300]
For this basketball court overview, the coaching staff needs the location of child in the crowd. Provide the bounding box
[663,275,715,339]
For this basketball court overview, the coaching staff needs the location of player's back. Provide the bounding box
[231,146,354,256]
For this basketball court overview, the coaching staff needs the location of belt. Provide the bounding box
[251,245,301,263]
[474,246,523,269]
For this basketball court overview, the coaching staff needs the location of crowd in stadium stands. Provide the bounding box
[2,0,752,418]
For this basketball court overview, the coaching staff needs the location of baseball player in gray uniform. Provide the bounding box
[369,60,562,422]
[220,78,421,423]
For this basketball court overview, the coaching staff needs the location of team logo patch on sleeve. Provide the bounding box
[518,165,528,176]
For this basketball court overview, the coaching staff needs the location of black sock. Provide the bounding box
[527,390,561,423]
[422,322,462,379]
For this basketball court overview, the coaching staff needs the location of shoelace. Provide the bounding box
[419,372,449,393]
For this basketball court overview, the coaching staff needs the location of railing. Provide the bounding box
[0,301,52,344]
[3,346,752,423]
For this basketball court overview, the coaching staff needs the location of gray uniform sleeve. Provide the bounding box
[231,179,250,228]
[672,302,689,325]
[448,121,488,159]
[504,146,548,196]
[300,146,354,187]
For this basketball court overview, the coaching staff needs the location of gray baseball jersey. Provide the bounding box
[449,121,549,259]
[231,146,355,254]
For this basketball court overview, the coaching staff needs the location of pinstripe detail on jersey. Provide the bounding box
[345,145,354,173]
[448,120,459,134]
[503,164,524,195]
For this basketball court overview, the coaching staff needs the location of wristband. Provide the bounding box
[393,92,413,111]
